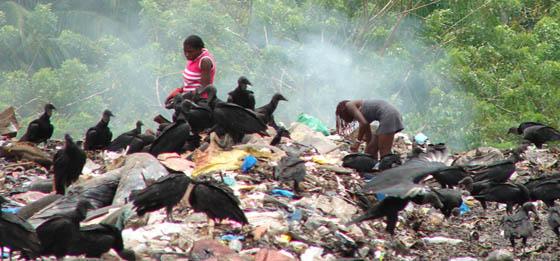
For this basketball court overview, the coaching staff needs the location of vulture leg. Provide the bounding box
[268,115,279,130]
[165,206,176,223]
[480,200,487,211]
[293,180,301,194]
[506,204,513,214]
[208,218,215,237]
[386,213,398,235]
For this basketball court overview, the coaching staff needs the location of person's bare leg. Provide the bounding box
[365,134,379,160]
[377,133,396,158]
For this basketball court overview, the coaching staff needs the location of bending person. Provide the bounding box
[336,99,404,160]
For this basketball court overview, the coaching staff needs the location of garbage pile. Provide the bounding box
[2,119,560,260]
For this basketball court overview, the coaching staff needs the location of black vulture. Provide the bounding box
[149,116,193,156]
[472,182,530,213]
[509,122,546,133]
[463,145,527,183]
[270,126,291,146]
[362,149,456,197]
[433,188,463,218]
[458,177,495,210]
[378,153,402,171]
[53,134,87,195]
[255,93,287,130]
[347,190,443,235]
[189,178,248,224]
[431,166,469,188]
[107,121,143,152]
[342,153,377,173]
[37,200,94,259]
[524,173,560,192]
[67,223,136,260]
[227,76,255,110]
[501,202,537,250]
[83,110,114,150]
[130,172,190,221]
[153,114,172,136]
[548,206,560,240]
[352,150,452,235]
[526,178,560,207]
[274,155,306,193]
[170,93,187,122]
[180,99,214,136]
[459,177,493,194]
[127,131,156,154]
[0,196,41,259]
[130,172,248,225]
[202,85,267,143]
[19,103,56,144]
[508,122,560,148]
[465,160,517,183]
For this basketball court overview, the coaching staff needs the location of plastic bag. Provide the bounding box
[296,113,330,136]
[459,202,470,215]
[271,189,295,198]
[241,155,257,173]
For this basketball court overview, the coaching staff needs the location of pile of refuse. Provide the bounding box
[2,118,560,260]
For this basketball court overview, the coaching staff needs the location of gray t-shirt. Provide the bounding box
[360,99,404,134]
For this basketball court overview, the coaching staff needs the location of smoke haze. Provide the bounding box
[1,1,475,149]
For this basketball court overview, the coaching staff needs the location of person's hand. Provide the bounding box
[358,123,372,143]
[164,97,174,109]
[350,141,361,152]
[363,125,372,143]
[165,87,183,109]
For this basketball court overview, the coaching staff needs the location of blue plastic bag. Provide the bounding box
[288,209,303,222]
[459,202,470,215]
[375,193,386,201]
[220,234,245,241]
[223,176,236,187]
[271,189,295,199]
[1,207,20,214]
[241,155,257,173]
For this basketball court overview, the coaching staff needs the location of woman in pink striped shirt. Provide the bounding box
[166,35,216,106]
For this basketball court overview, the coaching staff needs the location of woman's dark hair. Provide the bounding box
[336,100,354,135]
[183,35,205,50]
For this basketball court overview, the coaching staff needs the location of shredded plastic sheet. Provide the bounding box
[193,143,285,176]
[157,152,196,172]
[310,155,339,165]
[193,149,248,177]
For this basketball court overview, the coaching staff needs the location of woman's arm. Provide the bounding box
[200,58,213,87]
[346,101,372,142]
[344,101,368,126]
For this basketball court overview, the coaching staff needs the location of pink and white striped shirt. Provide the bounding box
[182,48,216,97]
